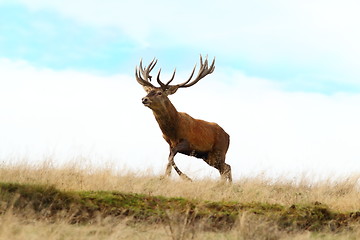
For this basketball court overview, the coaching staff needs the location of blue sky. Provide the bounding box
[1,0,360,180]
[1,0,360,93]
[0,4,136,73]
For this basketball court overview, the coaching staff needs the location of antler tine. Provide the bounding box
[165,69,176,85]
[203,55,208,69]
[139,58,158,82]
[177,55,215,89]
[135,58,158,89]
[148,58,158,73]
[157,69,165,89]
[135,66,154,88]
[209,57,215,73]
[177,64,197,87]
[140,58,156,70]
[139,59,147,80]
[139,58,145,73]
[198,56,215,79]
[146,59,156,82]
[157,68,177,90]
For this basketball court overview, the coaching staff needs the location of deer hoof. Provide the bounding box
[181,174,192,182]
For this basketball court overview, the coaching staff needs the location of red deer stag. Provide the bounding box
[135,55,232,182]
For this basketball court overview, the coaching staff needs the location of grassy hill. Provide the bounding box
[0,161,360,239]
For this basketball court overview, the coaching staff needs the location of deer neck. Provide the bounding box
[152,99,179,139]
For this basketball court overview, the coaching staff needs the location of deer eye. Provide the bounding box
[157,91,162,96]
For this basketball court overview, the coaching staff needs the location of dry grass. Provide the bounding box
[1,158,360,239]
[1,158,360,212]
[0,212,168,240]
[1,208,360,240]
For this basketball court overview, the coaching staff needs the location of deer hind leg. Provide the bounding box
[165,140,192,181]
[206,151,232,183]
[220,163,232,183]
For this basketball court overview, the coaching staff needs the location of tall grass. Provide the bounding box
[1,158,359,212]
[0,205,359,240]
[1,158,360,239]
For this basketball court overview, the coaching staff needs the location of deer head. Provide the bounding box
[135,55,215,110]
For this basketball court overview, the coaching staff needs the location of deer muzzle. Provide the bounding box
[142,97,151,106]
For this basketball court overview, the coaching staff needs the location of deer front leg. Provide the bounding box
[165,160,172,176]
[164,140,192,181]
[160,158,173,181]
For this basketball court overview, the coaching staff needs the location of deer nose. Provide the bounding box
[142,97,149,104]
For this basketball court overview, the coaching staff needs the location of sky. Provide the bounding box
[1,0,360,181]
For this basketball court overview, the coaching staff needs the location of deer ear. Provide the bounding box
[142,86,153,93]
[165,86,179,95]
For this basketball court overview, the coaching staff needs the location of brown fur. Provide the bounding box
[142,89,232,182]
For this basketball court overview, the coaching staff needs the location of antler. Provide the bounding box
[135,58,158,89]
[157,55,215,91]
[136,55,215,92]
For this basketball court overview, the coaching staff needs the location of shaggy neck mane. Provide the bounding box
[152,99,179,139]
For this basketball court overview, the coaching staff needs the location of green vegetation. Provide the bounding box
[1,182,359,234]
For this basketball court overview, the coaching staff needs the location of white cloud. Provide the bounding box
[9,0,360,88]
[1,58,360,180]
